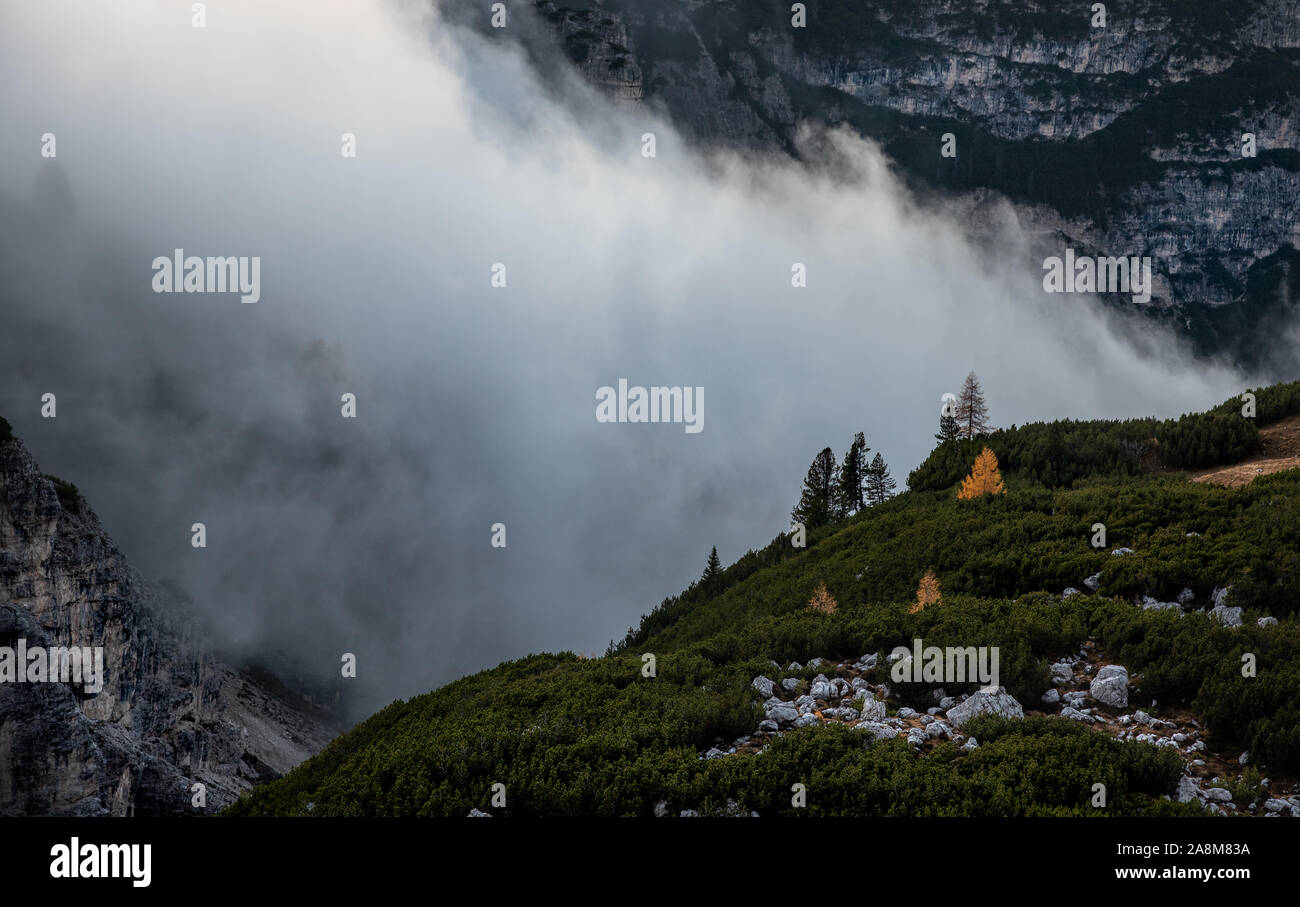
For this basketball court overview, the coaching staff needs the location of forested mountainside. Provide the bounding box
[226,381,1300,817]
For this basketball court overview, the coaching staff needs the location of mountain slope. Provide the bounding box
[525,0,1300,372]
[0,419,341,815]
[226,382,1300,817]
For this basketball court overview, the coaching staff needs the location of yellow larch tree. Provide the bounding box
[808,581,838,615]
[958,446,1006,499]
[911,569,941,613]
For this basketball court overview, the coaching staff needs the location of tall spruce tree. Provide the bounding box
[935,412,961,444]
[837,432,869,517]
[792,447,837,527]
[955,371,991,439]
[865,451,898,505]
[701,546,722,589]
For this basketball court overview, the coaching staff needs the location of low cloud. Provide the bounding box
[0,0,1250,717]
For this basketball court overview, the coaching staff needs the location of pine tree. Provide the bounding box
[935,412,961,445]
[792,447,837,527]
[912,569,941,613]
[701,546,722,589]
[957,446,1006,499]
[837,432,869,517]
[865,451,898,505]
[955,371,991,439]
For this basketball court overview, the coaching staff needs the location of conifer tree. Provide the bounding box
[955,371,991,439]
[808,581,838,615]
[792,447,838,527]
[837,432,869,516]
[701,546,722,589]
[958,446,1006,499]
[911,569,941,613]
[865,451,897,505]
[935,412,961,444]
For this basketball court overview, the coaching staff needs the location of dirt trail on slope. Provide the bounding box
[1189,414,1300,487]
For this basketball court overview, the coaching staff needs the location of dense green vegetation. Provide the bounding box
[910,381,1300,491]
[227,384,1300,817]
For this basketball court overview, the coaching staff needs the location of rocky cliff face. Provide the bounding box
[521,0,1300,371]
[0,427,339,815]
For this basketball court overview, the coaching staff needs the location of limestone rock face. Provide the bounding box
[0,434,339,815]
[535,0,1300,367]
[536,1,643,102]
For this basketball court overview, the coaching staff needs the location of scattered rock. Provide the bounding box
[765,704,799,727]
[467,808,492,818]
[946,687,1024,727]
[1083,572,1102,591]
[855,722,899,743]
[1042,689,1060,705]
[1090,664,1129,709]
[1211,604,1243,628]
[1258,616,1278,628]
[1062,587,1080,598]
[1111,547,1134,556]
[857,698,886,721]
[752,675,776,698]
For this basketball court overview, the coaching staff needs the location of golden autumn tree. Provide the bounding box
[808,581,838,615]
[911,569,941,613]
[958,446,1006,499]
